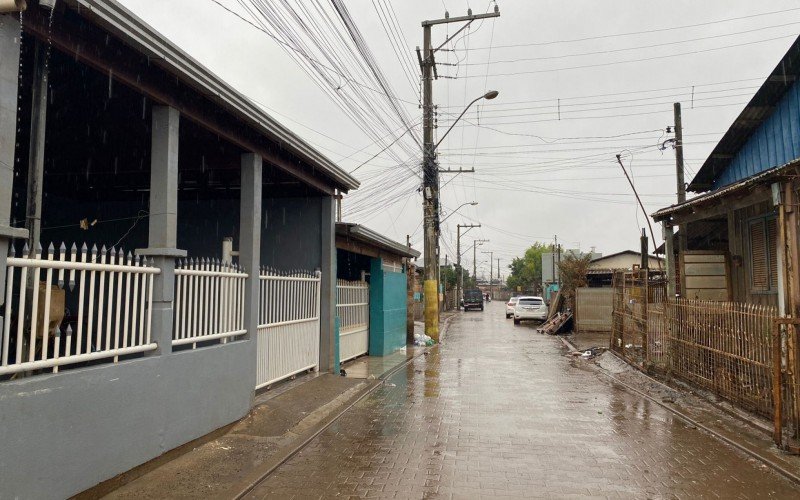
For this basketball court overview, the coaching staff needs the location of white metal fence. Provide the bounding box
[1,243,159,376]
[336,279,369,363]
[173,259,248,347]
[255,268,321,389]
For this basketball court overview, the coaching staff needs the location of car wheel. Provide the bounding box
[513,319,520,325]
[505,313,511,318]
[480,306,484,311]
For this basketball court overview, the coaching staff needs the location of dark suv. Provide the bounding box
[463,289,484,311]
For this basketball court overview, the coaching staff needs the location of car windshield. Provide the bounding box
[518,298,542,305]
[464,291,482,300]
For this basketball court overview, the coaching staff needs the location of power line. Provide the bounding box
[447,34,797,78]
[455,6,800,50]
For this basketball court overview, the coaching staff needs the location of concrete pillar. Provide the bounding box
[319,196,336,373]
[0,15,28,303]
[136,106,185,355]
[239,153,261,341]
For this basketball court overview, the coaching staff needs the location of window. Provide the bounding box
[749,215,778,293]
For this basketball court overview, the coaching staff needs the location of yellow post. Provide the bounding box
[424,279,439,342]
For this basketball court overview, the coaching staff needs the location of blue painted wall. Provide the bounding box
[715,80,800,189]
[368,258,408,356]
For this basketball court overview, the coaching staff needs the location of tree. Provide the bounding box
[441,266,475,290]
[557,253,592,308]
[506,242,551,294]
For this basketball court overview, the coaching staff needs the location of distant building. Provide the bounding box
[586,251,664,287]
[541,248,602,288]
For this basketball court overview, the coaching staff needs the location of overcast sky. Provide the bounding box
[120,0,799,280]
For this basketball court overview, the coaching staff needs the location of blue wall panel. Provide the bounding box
[368,258,408,357]
[715,80,800,189]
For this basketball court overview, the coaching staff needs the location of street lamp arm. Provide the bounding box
[434,91,498,150]
[441,201,478,224]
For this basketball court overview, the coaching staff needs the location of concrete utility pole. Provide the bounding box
[496,257,501,297]
[473,239,488,285]
[457,224,480,309]
[419,6,500,342]
[482,250,493,299]
[673,102,687,295]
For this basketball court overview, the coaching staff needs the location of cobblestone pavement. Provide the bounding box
[247,302,800,499]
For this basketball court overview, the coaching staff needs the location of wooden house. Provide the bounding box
[653,36,800,315]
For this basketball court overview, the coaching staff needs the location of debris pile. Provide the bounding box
[413,333,435,347]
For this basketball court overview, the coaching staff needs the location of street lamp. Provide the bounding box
[440,201,478,224]
[422,90,498,342]
[435,91,499,149]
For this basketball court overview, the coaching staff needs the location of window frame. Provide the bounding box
[747,213,778,294]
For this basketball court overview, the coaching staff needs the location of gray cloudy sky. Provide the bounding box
[120,0,799,280]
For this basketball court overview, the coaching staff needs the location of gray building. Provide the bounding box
[0,1,360,497]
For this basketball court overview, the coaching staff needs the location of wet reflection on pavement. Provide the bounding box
[248,302,800,499]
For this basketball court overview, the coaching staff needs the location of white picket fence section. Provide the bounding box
[336,279,369,363]
[173,259,248,347]
[255,268,321,389]
[1,243,159,376]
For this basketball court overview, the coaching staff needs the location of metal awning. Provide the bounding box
[336,223,420,259]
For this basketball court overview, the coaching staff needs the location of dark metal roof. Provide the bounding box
[688,35,800,192]
[336,223,420,258]
[654,159,800,221]
[67,0,359,192]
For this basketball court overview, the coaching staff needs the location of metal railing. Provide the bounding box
[173,258,248,347]
[255,268,321,389]
[668,298,777,418]
[336,279,369,362]
[1,243,159,376]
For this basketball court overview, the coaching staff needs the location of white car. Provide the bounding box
[514,296,548,324]
[505,297,519,318]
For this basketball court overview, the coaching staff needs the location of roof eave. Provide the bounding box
[72,0,360,192]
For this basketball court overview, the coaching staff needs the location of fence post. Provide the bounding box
[136,106,185,355]
[643,269,649,368]
[0,15,29,304]
[772,319,783,448]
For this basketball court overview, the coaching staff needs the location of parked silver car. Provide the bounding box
[513,296,548,324]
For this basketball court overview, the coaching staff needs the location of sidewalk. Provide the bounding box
[560,336,800,486]
[80,321,451,499]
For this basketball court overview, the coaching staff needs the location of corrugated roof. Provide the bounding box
[653,159,799,221]
[68,0,359,192]
[688,35,800,192]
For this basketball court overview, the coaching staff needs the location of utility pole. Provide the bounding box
[419,6,500,341]
[673,102,687,296]
[482,250,493,299]
[552,235,558,288]
[496,257,501,298]
[457,223,480,309]
[473,239,488,285]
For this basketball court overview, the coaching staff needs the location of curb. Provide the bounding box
[231,319,455,499]
[557,336,800,487]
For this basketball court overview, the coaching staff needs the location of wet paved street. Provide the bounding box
[248,302,800,499]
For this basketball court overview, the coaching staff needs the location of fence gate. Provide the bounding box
[336,279,369,363]
[611,270,666,369]
[255,269,321,389]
